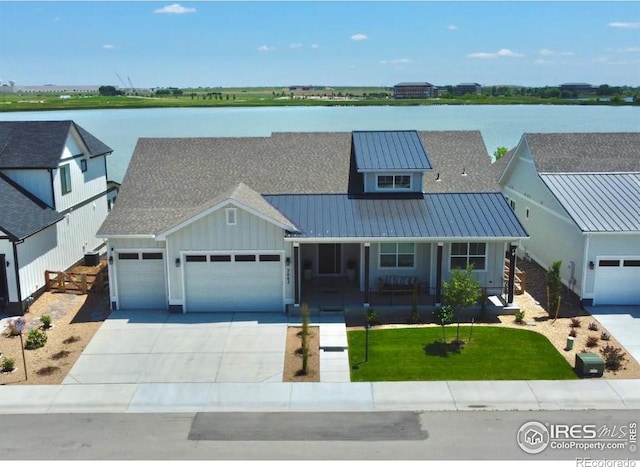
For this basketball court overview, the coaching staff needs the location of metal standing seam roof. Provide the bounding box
[352,131,433,171]
[540,173,640,232]
[264,192,528,239]
[0,174,63,241]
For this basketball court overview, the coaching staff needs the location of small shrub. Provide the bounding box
[51,350,71,360]
[40,314,52,329]
[24,329,48,350]
[588,321,598,331]
[569,329,577,338]
[1,358,15,373]
[514,310,525,324]
[600,344,627,372]
[366,308,378,326]
[63,335,80,344]
[600,331,610,341]
[585,336,599,348]
[35,366,60,376]
[570,318,581,328]
[5,320,21,337]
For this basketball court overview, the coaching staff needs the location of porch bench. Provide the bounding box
[378,275,419,294]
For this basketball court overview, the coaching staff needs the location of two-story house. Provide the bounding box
[98,130,527,313]
[0,120,113,313]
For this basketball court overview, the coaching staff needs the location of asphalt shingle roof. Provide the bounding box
[0,174,63,241]
[0,120,112,169]
[524,133,640,173]
[98,131,498,236]
[540,173,640,232]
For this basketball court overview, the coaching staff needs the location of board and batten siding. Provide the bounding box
[0,238,18,303]
[502,147,585,293]
[583,233,640,299]
[166,204,286,302]
[17,197,108,300]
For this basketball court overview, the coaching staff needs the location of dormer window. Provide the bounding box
[377,174,411,190]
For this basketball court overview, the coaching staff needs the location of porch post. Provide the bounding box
[293,243,300,307]
[363,243,370,307]
[435,242,443,305]
[507,243,517,305]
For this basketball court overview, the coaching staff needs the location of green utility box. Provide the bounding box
[575,352,605,378]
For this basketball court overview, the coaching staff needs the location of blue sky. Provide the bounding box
[1,1,639,88]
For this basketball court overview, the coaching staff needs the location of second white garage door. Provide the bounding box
[594,258,640,305]
[184,252,283,312]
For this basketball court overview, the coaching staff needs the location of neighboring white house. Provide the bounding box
[98,130,527,313]
[0,120,113,314]
[498,132,640,306]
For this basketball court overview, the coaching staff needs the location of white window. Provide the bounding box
[380,243,415,268]
[377,174,412,190]
[226,208,237,225]
[60,164,72,195]
[450,242,486,270]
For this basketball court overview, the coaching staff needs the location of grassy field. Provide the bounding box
[348,326,578,381]
[0,87,628,112]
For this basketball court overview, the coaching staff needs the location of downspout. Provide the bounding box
[580,233,590,304]
[12,240,23,313]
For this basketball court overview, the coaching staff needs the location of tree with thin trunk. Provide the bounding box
[547,261,562,323]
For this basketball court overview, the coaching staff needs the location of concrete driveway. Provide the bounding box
[586,306,640,364]
[62,311,288,384]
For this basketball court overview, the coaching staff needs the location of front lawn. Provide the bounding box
[348,326,578,381]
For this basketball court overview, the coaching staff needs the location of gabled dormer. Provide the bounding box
[349,130,433,196]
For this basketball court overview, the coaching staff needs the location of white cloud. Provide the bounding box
[608,22,640,28]
[447,25,458,30]
[620,46,640,53]
[310,44,320,49]
[289,43,303,49]
[467,48,524,59]
[535,59,554,65]
[103,44,115,50]
[351,33,369,41]
[154,4,196,14]
[539,48,575,57]
[257,45,276,52]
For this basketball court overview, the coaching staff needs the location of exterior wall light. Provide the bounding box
[175,258,181,267]
[589,261,594,270]
[285,257,291,266]
[108,256,113,265]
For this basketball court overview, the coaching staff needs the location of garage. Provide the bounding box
[116,251,167,309]
[594,258,640,305]
[184,252,283,312]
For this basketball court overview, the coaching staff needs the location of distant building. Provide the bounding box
[393,82,434,99]
[455,83,483,96]
[0,85,114,94]
[289,85,315,91]
[559,83,595,94]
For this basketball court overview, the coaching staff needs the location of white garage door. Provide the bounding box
[594,258,640,305]
[116,252,167,310]
[184,252,283,312]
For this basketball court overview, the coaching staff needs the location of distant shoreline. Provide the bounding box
[0,94,636,113]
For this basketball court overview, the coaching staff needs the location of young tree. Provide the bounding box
[443,264,481,343]
[434,305,454,343]
[547,261,563,322]
[493,146,508,161]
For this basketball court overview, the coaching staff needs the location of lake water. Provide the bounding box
[2,105,639,183]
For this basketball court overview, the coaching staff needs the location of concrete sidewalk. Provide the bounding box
[0,379,638,414]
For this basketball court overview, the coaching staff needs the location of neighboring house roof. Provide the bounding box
[265,192,528,239]
[0,120,112,169]
[523,133,640,173]
[0,174,63,241]
[394,82,434,87]
[352,131,433,171]
[99,131,498,236]
[540,173,640,232]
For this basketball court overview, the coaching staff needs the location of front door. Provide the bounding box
[318,244,341,275]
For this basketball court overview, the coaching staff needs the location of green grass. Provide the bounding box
[348,326,578,381]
